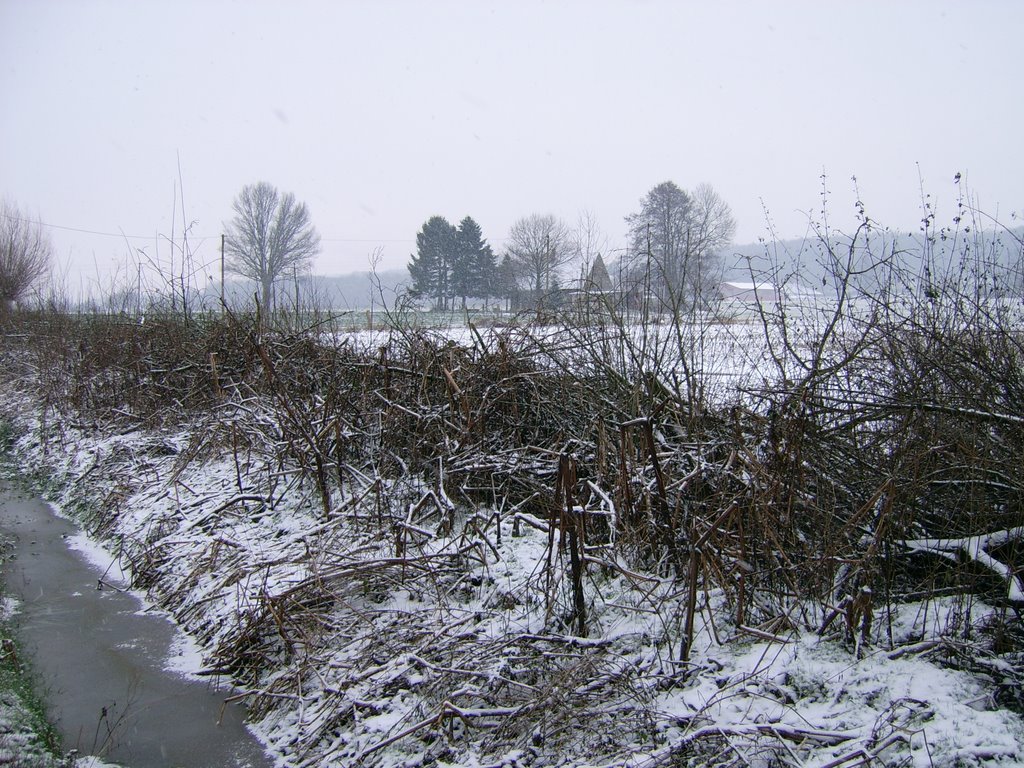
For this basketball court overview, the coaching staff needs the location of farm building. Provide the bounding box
[718,281,780,303]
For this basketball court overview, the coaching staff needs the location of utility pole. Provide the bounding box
[545,233,550,293]
[220,234,226,313]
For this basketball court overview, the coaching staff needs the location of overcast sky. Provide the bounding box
[1,0,1021,292]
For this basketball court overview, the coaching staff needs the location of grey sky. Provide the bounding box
[2,0,1020,293]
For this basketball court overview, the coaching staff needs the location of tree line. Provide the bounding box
[214,179,736,314]
[407,216,497,310]
[406,180,736,311]
[0,178,735,315]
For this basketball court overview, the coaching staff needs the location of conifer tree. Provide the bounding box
[496,253,519,311]
[453,216,495,307]
[408,216,457,310]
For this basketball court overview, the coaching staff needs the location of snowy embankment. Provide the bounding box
[3,394,1023,768]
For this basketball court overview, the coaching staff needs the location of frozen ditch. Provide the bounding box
[0,477,274,767]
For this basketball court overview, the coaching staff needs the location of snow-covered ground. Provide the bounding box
[2,400,1022,767]
[335,317,787,408]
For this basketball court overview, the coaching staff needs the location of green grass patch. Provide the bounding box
[0,609,64,765]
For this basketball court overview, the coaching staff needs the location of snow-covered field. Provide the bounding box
[2,403,1022,767]
[336,316,787,407]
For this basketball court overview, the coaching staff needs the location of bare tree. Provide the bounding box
[624,181,735,309]
[573,210,607,272]
[687,183,737,302]
[224,182,320,311]
[506,213,574,300]
[0,200,52,311]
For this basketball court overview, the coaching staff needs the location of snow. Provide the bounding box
[648,632,1024,768]
[66,530,130,586]
[902,528,1024,603]
[333,320,784,406]
[163,626,208,678]
[0,596,17,620]
[71,759,122,768]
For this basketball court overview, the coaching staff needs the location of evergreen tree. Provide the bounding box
[453,216,495,307]
[406,243,434,304]
[496,253,519,311]
[476,242,497,305]
[408,216,457,310]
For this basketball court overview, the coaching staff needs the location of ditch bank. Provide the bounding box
[2,382,1023,767]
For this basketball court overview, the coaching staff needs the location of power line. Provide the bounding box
[0,210,158,240]
[1,210,513,245]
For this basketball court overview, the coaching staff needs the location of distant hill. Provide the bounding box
[721,225,1024,289]
[307,268,409,310]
